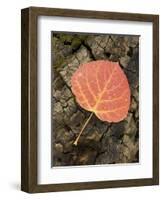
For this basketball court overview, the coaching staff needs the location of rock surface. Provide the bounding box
[52,33,139,166]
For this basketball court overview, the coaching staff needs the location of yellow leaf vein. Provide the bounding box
[76,79,90,109]
[93,65,117,110]
[96,106,127,114]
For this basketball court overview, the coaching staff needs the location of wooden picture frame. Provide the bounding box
[21,7,159,193]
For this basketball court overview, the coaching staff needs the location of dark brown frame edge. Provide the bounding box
[21,6,159,193]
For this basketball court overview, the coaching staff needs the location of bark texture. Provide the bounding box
[52,33,139,166]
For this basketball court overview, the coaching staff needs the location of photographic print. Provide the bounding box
[52,32,139,167]
[21,7,159,193]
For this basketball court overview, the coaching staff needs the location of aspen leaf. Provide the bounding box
[71,60,130,123]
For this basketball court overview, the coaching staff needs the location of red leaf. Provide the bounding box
[71,60,130,123]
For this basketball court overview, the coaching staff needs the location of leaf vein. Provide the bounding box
[93,65,117,109]
[96,106,127,113]
[75,79,90,109]
[99,89,128,103]
[85,67,97,102]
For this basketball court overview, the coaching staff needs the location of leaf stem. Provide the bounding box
[73,112,93,146]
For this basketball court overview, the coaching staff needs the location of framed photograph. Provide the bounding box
[21,7,159,193]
